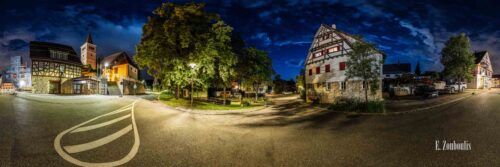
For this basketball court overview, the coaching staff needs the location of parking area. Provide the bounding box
[384,88,491,112]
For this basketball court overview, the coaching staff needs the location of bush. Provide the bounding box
[159,91,174,100]
[241,100,251,107]
[329,98,384,113]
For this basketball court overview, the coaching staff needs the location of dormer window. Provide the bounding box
[314,52,322,58]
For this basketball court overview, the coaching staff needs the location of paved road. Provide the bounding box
[1,89,500,166]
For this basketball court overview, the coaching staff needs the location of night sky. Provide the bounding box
[1,0,499,80]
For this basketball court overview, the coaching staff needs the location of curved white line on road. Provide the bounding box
[54,100,141,167]
[71,114,131,133]
[64,125,132,153]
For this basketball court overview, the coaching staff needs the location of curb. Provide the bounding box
[14,93,119,104]
[174,105,269,115]
[330,90,489,116]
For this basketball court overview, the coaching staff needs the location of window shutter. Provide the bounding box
[339,62,346,70]
[316,67,320,74]
[325,64,330,72]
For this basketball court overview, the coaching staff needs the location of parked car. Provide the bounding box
[444,82,467,93]
[415,85,439,98]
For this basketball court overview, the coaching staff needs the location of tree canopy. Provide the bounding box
[345,40,383,102]
[135,2,274,99]
[415,61,421,76]
[440,33,475,83]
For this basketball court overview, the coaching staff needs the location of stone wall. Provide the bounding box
[306,80,383,104]
[119,79,145,95]
[31,76,71,94]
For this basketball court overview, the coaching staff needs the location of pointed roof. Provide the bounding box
[101,51,138,69]
[474,51,487,64]
[85,33,93,44]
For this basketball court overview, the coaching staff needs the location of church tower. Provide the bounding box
[80,33,97,69]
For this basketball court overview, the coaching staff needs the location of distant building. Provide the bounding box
[304,24,384,103]
[492,74,500,88]
[383,63,412,79]
[0,83,16,94]
[5,56,21,84]
[467,51,493,89]
[100,52,144,95]
[4,55,31,90]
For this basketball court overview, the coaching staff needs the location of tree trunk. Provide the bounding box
[240,90,243,106]
[223,86,227,105]
[254,84,258,102]
[363,82,368,103]
[176,84,179,99]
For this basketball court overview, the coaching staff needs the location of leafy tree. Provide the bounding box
[441,33,475,92]
[200,20,237,104]
[273,75,285,94]
[296,69,306,99]
[345,41,383,103]
[415,61,421,76]
[135,2,220,98]
[238,47,274,101]
[285,79,296,92]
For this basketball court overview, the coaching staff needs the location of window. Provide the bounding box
[325,64,331,72]
[325,82,331,91]
[49,50,68,60]
[316,67,320,74]
[328,46,339,53]
[339,62,346,70]
[314,52,322,58]
[340,81,346,90]
[362,81,367,90]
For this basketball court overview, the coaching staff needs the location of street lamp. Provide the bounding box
[59,65,65,94]
[104,63,109,95]
[19,80,26,88]
[189,63,196,107]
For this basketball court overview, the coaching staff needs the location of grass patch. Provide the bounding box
[329,98,384,113]
[159,91,265,110]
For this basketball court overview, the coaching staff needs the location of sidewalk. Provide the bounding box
[14,92,121,104]
[385,88,490,113]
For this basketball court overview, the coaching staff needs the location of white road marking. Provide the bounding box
[64,125,132,153]
[71,114,131,133]
[54,100,141,167]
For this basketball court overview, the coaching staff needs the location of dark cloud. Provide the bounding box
[0,0,499,80]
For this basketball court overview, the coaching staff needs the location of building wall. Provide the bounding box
[106,64,138,82]
[31,76,71,94]
[81,43,97,69]
[120,79,145,95]
[467,60,493,89]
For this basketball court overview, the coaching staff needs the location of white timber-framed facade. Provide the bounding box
[467,51,494,89]
[304,24,384,103]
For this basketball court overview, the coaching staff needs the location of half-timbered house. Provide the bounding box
[468,51,494,89]
[304,24,384,103]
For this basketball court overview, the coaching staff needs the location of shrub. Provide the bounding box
[159,91,174,100]
[329,98,384,113]
[241,100,251,107]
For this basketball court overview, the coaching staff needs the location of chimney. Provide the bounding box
[331,24,336,29]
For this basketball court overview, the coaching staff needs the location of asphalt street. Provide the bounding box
[1,89,500,166]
